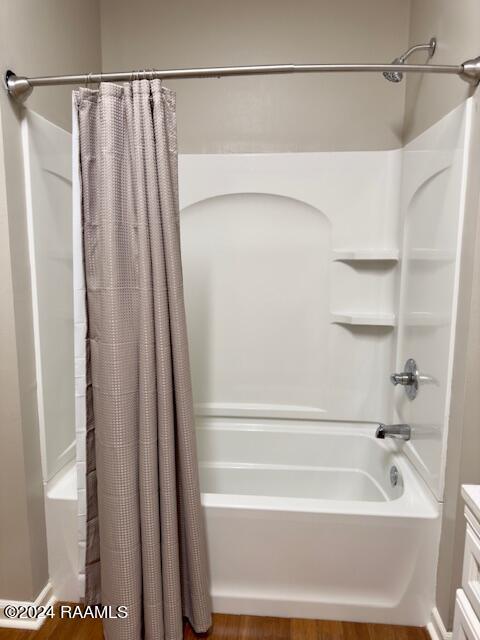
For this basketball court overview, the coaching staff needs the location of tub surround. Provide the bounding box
[180,150,402,427]
[178,103,472,626]
[395,101,472,500]
[179,102,472,508]
[21,110,76,483]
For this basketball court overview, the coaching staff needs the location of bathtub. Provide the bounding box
[196,417,440,626]
[52,417,439,626]
[44,461,81,602]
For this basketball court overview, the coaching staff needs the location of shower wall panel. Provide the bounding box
[179,151,402,424]
[22,110,75,482]
[395,101,472,500]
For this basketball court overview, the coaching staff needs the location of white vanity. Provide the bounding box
[453,486,480,639]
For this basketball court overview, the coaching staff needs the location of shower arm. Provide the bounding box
[397,39,437,64]
[5,50,480,102]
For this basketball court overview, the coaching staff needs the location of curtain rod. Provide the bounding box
[5,56,480,102]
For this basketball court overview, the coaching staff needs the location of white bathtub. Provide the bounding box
[53,417,440,626]
[45,462,81,602]
[196,417,440,626]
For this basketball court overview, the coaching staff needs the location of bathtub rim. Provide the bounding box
[197,418,439,519]
[47,420,439,520]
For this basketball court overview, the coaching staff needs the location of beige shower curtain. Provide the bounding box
[74,80,211,640]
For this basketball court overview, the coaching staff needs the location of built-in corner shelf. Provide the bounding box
[407,248,455,263]
[330,249,398,329]
[332,249,399,263]
[331,312,396,327]
[404,311,449,327]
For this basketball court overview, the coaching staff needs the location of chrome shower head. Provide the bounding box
[383,37,437,83]
[383,57,404,83]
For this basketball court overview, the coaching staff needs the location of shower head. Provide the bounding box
[383,37,437,83]
[383,58,404,83]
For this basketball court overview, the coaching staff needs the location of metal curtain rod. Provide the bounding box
[5,56,480,103]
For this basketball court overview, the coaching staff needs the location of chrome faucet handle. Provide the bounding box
[390,358,419,400]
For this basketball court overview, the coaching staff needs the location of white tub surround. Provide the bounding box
[198,418,439,625]
[180,102,473,505]
[177,105,473,625]
[179,150,402,427]
[395,101,473,501]
[21,110,75,483]
[22,110,79,605]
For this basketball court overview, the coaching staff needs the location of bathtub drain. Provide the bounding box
[390,465,399,487]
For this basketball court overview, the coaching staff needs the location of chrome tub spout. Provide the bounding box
[376,423,411,441]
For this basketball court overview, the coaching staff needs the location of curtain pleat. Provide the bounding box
[74,80,211,640]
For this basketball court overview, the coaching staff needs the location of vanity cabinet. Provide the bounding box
[453,486,480,639]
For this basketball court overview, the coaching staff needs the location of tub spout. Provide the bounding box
[376,423,411,441]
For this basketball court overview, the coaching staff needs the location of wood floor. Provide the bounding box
[0,612,429,639]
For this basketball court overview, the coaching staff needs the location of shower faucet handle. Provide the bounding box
[390,358,419,400]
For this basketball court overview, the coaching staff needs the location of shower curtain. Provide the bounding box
[73,80,211,640]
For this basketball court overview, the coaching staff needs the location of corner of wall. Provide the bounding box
[402,0,479,144]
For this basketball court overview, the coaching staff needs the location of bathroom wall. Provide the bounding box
[0,0,101,604]
[0,0,478,621]
[403,0,480,143]
[99,0,410,153]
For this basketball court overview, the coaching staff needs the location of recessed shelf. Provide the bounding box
[331,312,396,327]
[333,249,399,262]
